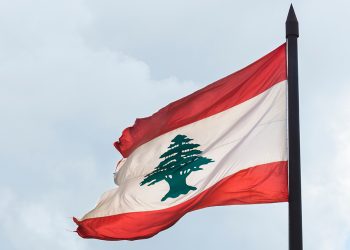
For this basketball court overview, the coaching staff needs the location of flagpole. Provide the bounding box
[286,4,303,250]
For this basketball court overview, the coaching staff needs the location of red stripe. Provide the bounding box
[74,161,288,240]
[114,44,286,157]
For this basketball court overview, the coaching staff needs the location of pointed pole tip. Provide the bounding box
[287,4,298,22]
[288,4,295,16]
[286,4,299,38]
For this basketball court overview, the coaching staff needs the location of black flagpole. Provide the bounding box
[286,4,303,250]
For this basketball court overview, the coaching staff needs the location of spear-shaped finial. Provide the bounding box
[286,4,299,38]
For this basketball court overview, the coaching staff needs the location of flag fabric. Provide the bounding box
[74,44,288,240]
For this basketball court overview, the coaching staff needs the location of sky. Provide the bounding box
[1,0,350,249]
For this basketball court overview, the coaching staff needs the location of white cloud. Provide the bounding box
[0,187,88,250]
[0,1,196,249]
[300,84,350,250]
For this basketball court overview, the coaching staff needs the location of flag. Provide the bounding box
[74,44,288,240]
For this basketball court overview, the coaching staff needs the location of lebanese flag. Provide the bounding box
[74,44,288,240]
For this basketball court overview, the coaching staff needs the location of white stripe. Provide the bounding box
[82,81,287,219]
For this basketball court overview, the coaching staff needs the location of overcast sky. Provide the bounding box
[1,0,350,249]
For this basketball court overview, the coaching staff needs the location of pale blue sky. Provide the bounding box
[1,1,350,249]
